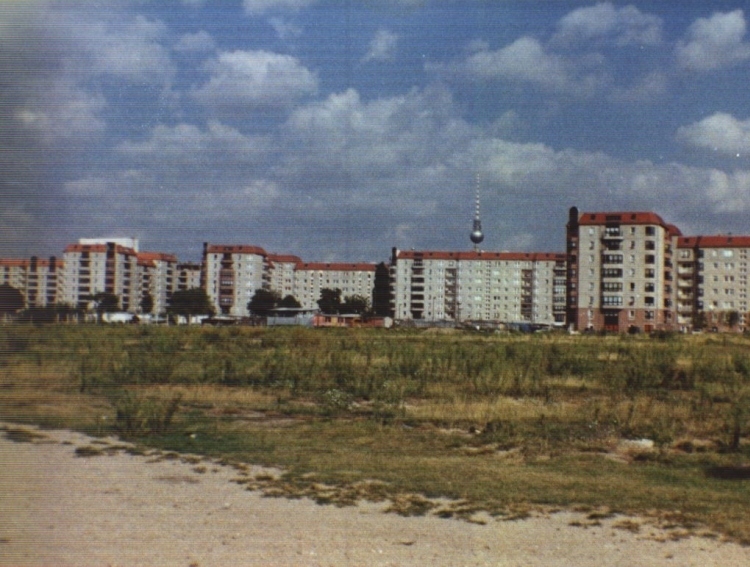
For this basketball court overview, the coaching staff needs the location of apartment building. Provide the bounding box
[201,244,269,316]
[137,252,177,315]
[0,257,63,308]
[62,241,139,311]
[268,254,302,299]
[391,249,566,326]
[676,235,750,331]
[566,207,681,333]
[292,262,377,310]
[175,262,202,292]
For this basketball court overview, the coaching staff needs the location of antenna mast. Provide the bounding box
[470,174,485,251]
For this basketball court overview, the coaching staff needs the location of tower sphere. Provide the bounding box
[471,229,484,244]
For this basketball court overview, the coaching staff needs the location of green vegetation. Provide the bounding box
[3,325,750,540]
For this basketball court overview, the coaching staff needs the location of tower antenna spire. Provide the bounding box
[470,174,485,251]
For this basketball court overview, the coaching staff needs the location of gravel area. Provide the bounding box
[2,422,749,567]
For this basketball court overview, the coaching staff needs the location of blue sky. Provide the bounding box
[4,1,750,263]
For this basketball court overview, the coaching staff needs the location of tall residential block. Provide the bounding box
[391,249,566,326]
[201,244,269,316]
[137,252,178,315]
[292,262,377,310]
[676,235,750,331]
[62,241,139,311]
[566,207,681,332]
[0,257,63,308]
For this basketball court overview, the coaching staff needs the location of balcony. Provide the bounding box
[602,229,623,240]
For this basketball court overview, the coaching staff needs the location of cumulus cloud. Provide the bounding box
[117,121,272,172]
[13,79,106,144]
[193,50,318,111]
[455,37,606,97]
[676,112,750,155]
[362,29,399,63]
[553,2,662,47]
[243,0,316,15]
[676,10,750,71]
[73,13,175,83]
[269,17,303,40]
[174,30,216,53]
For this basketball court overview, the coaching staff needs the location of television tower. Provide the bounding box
[470,175,484,251]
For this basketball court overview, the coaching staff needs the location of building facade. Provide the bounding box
[201,244,268,316]
[268,254,302,300]
[0,257,63,308]
[292,262,377,311]
[566,207,681,333]
[62,242,140,311]
[390,249,566,326]
[676,235,750,331]
[137,252,178,315]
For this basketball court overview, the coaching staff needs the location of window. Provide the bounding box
[645,226,656,236]
[645,255,656,264]
[645,268,655,278]
[645,241,656,250]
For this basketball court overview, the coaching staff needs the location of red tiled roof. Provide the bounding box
[64,243,137,255]
[267,254,303,264]
[138,251,178,263]
[0,258,64,268]
[395,250,565,262]
[295,262,377,272]
[576,211,668,226]
[678,235,750,248]
[205,244,267,256]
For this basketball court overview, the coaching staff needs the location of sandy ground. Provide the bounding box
[2,423,750,567]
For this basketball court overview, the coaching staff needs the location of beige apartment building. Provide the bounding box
[676,235,750,331]
[175,262,202,292]
[268,254,302,299]
[201,244,268,316]
[391,249,566,326]
[292,262,377,310]
[0,257,64,308]
[137,252,177,315]
[62,241,140,311]
[566,207,681,333]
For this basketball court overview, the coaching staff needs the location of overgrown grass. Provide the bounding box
[3,324,750,541]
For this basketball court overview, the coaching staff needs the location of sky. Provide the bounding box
[4,0,750,263]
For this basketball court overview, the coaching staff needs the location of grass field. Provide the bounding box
[2,324,750,541]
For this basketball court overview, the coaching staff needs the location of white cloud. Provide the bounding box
[13,80,106,143]
[174,30,216,53]
[269,17,303,40]
[553,2,662,47]
[609,71,667,103]
[77,14,174,83]
[117,121,271,169]
[193,50,318,111]
[676,112,750,155]
[676,10,750,72]
[458,37,605,97]
[243,0,316,15]
[362,29,399,63]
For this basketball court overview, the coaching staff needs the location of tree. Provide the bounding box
[140,292,154,315]
[279,294,301,309]
[0,283,25,315]
[340,294,370,315]
[728,310,741,330]
[247,288,281,316]
[693,311,708,331]
[167,288,215,317]
[372,262,392,317]
[92,292,120,313]
[317,288,342,314]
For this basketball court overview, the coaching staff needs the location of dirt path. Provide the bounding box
[1,422,749,567]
